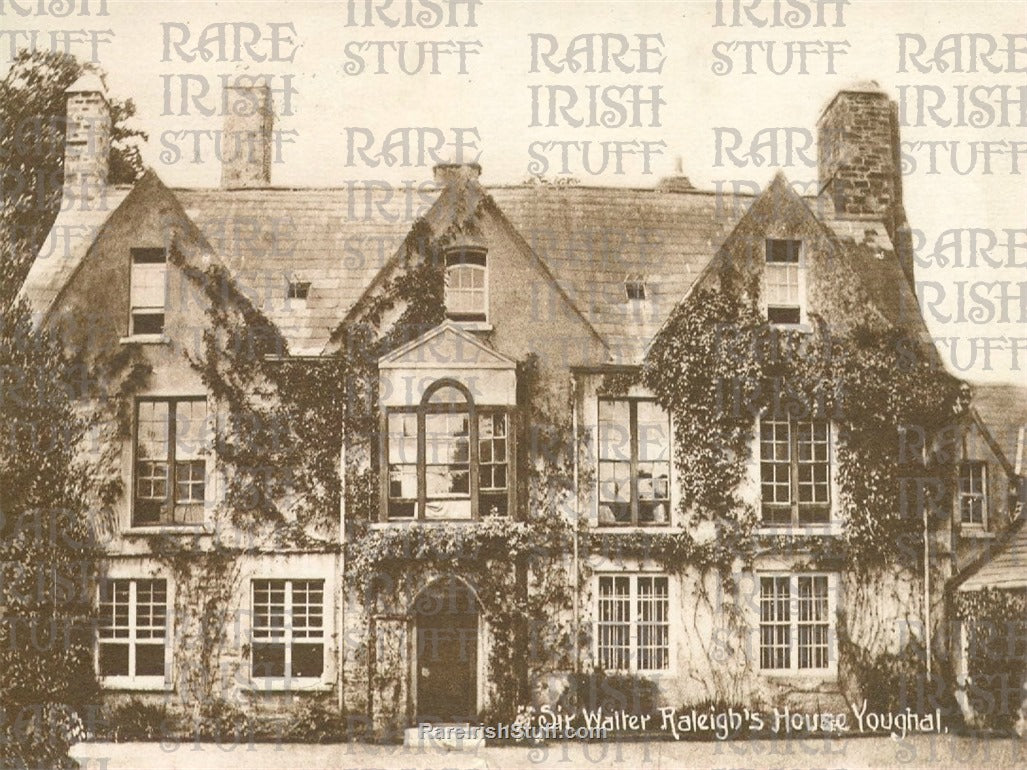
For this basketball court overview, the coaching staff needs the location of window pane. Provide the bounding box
[175,460,205,504]
[292,644,324,678]
[136,644,165,677]
[130,262,167,310]
[598,460,631,524]
[598,400,631,461]
[446,264,487,317]
[135,580,167,640]
[175,400,207,460]
[637,577,669,671]
[253,580,287,640]
[137,402,169,461]
[99,643,129,676]
[597,577,631,671]
[99,580,131,640]
[291,580,324,639]
[759,577,791,670]
[636,402,669,462]
[252,643,286,678]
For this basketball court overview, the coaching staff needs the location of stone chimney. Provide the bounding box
[64,73,110,197]
[818,81,913,284]
[657,156,695,192]
[221,81,273,188]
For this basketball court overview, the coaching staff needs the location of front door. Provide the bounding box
[414,578,478,723]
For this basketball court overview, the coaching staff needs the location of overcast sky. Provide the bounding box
[5,0,1026,383]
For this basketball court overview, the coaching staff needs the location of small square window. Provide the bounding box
[287,281,311,300]
[625,280,646,301]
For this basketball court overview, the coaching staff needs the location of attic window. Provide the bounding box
[130,247,167,336]
[625,278,647,301]
[765,239,803,325]
[445,247,488,322]
[287,281,311,301]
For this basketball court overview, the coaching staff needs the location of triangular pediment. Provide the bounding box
[379,321,516,370]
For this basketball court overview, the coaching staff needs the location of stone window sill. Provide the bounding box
[100,677,173,692]
[960,528,995,539]
[241,680,332,694]
[123,525,209,536]
[119,334,170,345]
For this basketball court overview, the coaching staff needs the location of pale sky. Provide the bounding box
[4,0,1026,383]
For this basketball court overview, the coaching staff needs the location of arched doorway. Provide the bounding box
[413,577,479,723]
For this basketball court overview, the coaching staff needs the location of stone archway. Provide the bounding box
[412,576,479,723]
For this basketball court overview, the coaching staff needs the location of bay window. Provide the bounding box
[384,380,513,521]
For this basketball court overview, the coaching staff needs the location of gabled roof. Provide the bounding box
[20,186,133,320]
[956,516,1027,592]
[174,186,429,355]
[488,185,749,361]
[379,320,516,369]
[969,383,1027,474]
[20,170,944,366]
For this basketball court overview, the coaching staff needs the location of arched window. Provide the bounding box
[445,247,487,322]
[384,379,512,521]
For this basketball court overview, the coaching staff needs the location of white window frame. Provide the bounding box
[129,247,168,338]
[756,415,837,534]
[755,572,838,677]
[250,578,326,687]
[764,238,806,326]
[594,574,672,674]
[445,262,488,321]
[97,577,170,690]
[958,460,987,528]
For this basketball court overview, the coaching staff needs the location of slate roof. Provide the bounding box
[970,383,1027,473]
[489,185,747,362]
[175,187,424,355]
[958,517,1027,592]
[22,173,940,364]
[20,186,133,320]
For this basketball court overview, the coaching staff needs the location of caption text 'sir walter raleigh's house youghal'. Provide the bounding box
[18,75,1027,738]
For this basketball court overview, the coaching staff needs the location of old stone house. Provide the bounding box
[18,75,1026,737]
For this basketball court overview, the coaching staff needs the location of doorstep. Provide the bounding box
[404,723,485,751]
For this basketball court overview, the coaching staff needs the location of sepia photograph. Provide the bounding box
[1,1,1025,768]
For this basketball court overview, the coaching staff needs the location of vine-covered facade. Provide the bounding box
[19,77,1026,738]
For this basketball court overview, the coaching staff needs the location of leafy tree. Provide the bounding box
[0,48,135,768]
[0,299,99,768]
[1,49,146,310]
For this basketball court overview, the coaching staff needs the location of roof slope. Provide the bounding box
[20,187,133,319]
[175,187,429,354]
[489,185,748,362]
[958,517,1027,592]
[970,383,1027,473]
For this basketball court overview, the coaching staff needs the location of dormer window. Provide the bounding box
[287,280,311,301]
[130,248,167,336]
[445,247,487,322]
[625,277,647,301]
[765,239,803,325]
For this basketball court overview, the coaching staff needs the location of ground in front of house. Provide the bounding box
[72,734,1026,770]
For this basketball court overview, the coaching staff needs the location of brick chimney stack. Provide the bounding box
[818,81,913,284]
[221,81,274,188]
[64,73,110,198]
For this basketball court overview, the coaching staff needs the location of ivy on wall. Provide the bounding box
[956,587,1027,732]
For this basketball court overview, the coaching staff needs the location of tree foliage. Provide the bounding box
[1,49,146,310]
[0,301,99,768]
